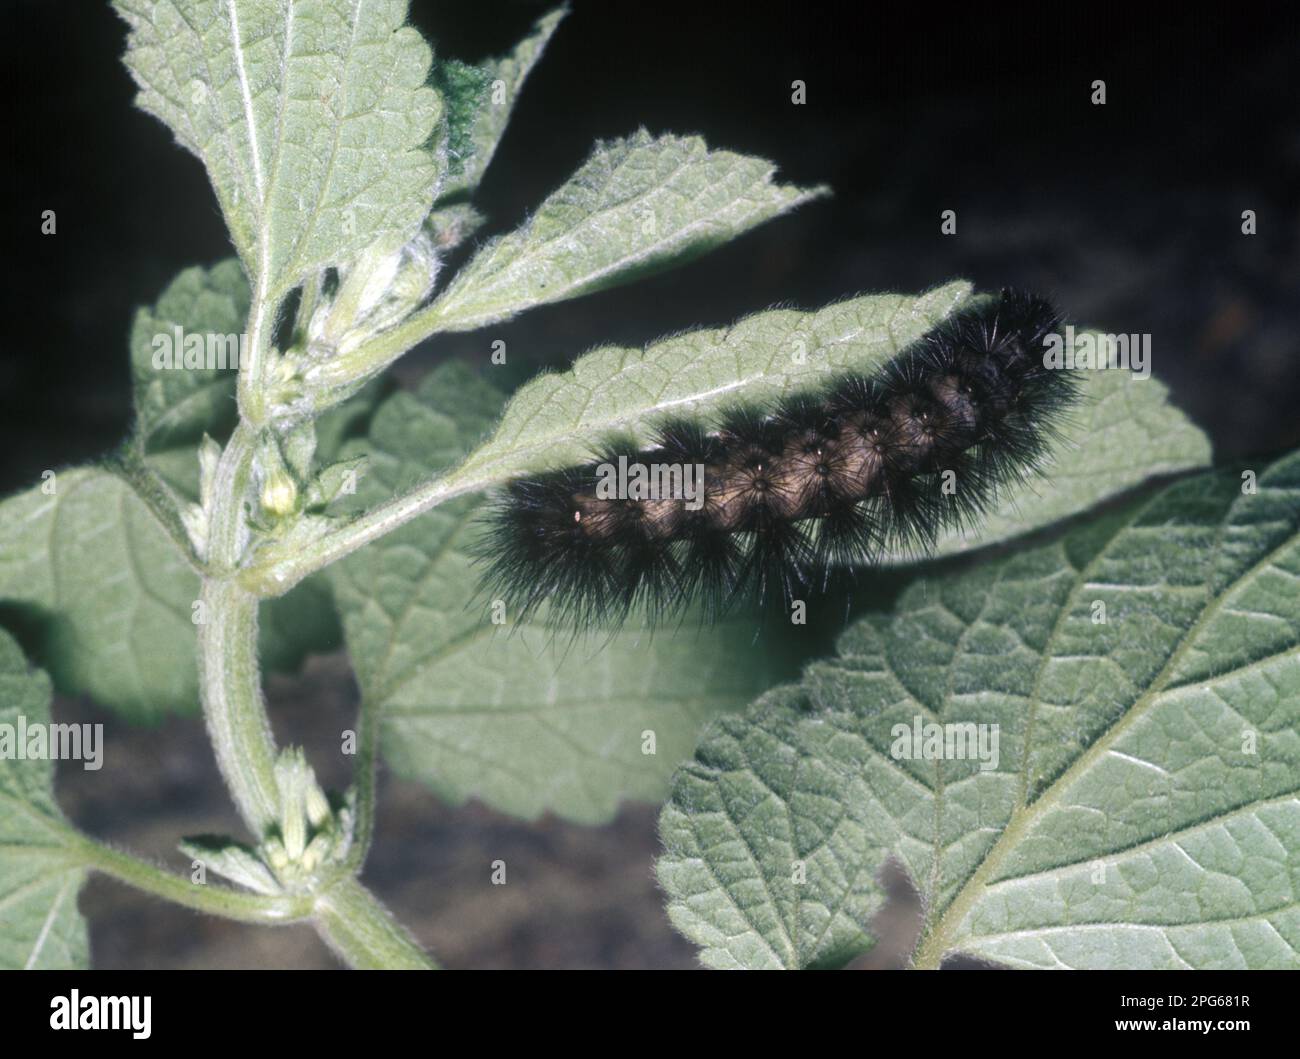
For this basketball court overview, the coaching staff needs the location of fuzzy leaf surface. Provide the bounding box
[658,454,1300,969]
[429,131,828,332]
[0,265,377,719]
[448,283,972,487]
[440,287,1209,560]
[329,363,802,822]
[115,0,442,296]
[435,6,566,201]
[0,631,89,969]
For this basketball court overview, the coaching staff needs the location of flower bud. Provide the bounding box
[300,833,333,873]
[311,234,440,357]
[260,468,298,519]
[264,839,290,872]
[305,781,332,830]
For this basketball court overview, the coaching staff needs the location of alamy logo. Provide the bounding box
[594,456,706,510]
[0,716,103,770]
[50,991,151,1039]
[1042,325,1151,379]
[890,715,1000,772]
[150,326,247,371]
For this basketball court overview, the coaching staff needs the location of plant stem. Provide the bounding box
[110,448,204,572]
[240,469,481,596]
[239,354,697,595]
[237,283,279,427]
[344,693,380,872]
[194,284,437,968]
[199,580,282,836]
[74,834,312,924]
[306,298,452,401]
[313,877,436,969]
[198,424,282,837]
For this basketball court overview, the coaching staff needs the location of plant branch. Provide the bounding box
[236,284,280,428]
[345,692,381,873]
[192,289,439,968]
[313,877,436,969]
[74,834,312,924]
[305,298,456,401]
[108,447,205,573]
[239,468,482,596]
[198,424,282,836]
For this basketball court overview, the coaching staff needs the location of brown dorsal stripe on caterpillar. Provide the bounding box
[477,288,1076,628]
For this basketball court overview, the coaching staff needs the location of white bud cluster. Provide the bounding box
[259,748,355,887]
[308,232,441,358]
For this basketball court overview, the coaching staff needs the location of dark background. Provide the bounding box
[2,0,1297,968]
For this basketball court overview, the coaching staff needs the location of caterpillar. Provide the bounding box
[478,289,1075,628]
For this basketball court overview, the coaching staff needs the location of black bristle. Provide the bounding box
[475,289,1077,628]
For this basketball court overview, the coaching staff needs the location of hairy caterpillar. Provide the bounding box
[479,289,1075,627]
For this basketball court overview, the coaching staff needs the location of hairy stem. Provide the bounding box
[198,424,281,836]
[109,448,205,572]
[74,834,312,924]
[236,284,279,427]
[240,469,480,596]
[305,298,454,403]
[193,283,438,968]
[345,693,381,872]
[313,877,436,969]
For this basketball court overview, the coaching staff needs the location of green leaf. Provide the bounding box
[434,60,491,188]
[440,287,1209,558]
[435,6,567,201]
[925,355,1213,559]
[428,130,829,332]
[0,465,341,720]
[313,376,392,466]
[329,362,801,823]
[0,630,89,969]
[128,261,388,502]
[658,453,1300,969]
[449,283,973,487]
[130,258,248,455]
[0,468,202,722]
[0,262,383,719]
[114,0,442,297]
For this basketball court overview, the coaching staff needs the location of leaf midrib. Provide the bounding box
[450,293,921,488]
[911,482,1298,968]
